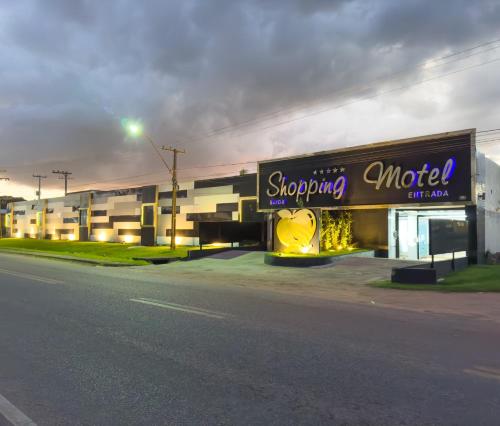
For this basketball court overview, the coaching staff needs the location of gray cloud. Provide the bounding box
[0,0,499,195]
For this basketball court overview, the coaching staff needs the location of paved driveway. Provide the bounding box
[133,252,500,324]
[144,251,419,287]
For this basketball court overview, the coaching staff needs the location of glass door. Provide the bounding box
[417,216,429,259]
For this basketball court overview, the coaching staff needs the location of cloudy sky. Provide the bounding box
[1,0,500,199]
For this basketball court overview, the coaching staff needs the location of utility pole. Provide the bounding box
[161,146,185,250]
[52,170,72,195]
[0,171,9,239]
[32,174,47,200]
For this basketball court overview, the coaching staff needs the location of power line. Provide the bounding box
[477,128,500,133]
[8,36,499,177]
[179,159,259,171]
[70,138,500,193]
[52,170,73,195]
[190,56,500,143]
[68,129,500,191]
[2,38,500,177]
[4,45,500,191]
[71,169,250,192]
[169,38,500,145]
[69,160,262,190]
[477,137,500,145]
[39,124,500,191]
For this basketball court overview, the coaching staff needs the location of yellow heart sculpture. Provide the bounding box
[276,209,317,253]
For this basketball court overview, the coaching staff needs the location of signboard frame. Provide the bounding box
[429,218,469,256]
[257,129,476,212]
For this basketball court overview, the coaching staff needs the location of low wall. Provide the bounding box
[265,250,375,267]
[391,257,468,284]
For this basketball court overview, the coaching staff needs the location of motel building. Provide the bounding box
[4,129,500,264]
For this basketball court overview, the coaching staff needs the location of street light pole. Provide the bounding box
[0,171,9,240]
[122,119,186,250]
[161,146,185,250]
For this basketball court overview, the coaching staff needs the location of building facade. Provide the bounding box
[257,129,500,263]
[4,129,500,262]
[1,196,24,239]
[5,175,266,248]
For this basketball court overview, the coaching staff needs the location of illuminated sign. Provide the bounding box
[266,171,347,202]
[275,209,317,253]
[274,208,320,254]
[258,131,473,210]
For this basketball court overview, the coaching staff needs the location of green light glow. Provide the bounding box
[122,118,144,138]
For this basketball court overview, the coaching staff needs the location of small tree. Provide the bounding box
[339,211,353,248]
[320,211,333,250]
[321,210,354,250]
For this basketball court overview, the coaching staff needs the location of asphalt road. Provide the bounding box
[0,253,499,425]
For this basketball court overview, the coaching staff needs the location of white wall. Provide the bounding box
[484,157,500,254]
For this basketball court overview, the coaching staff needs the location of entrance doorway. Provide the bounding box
[391,209,467,260]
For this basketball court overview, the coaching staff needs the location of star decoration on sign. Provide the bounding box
[314,166,345,175]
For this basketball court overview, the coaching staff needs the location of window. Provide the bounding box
[79,209,89,226]
[160,206,180,215]
[141,204,155,227]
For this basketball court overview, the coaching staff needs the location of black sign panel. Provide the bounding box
[240,199,266,222]
[258,132,473,210]
[429,219,468,255]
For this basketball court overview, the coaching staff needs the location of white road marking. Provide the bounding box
[130,298,226,319]
[0,392,37,426]
[0,268,64,285]
[464,366,500,382]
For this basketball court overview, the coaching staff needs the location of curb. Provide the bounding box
[0,249,136,267]
[264,250,375,267]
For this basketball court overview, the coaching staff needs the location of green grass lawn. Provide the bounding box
[0,238,196,265]
[373,265,500,292]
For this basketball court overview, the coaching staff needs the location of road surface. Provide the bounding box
[0,253,499,425]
